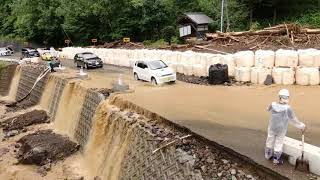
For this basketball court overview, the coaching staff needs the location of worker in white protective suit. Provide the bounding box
[265,89,306,165]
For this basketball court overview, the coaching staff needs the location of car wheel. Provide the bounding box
[134,73,139,81]
[151,77,157,86]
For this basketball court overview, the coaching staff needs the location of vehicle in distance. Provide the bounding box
[41,52,54,61]
[74,52,103,69]
[0,47,14,56]
[133,60,176,85]
[22,48,40,58]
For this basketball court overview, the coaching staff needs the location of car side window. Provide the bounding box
[137,62,144,68]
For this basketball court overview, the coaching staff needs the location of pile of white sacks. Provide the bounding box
[62,47,320,85]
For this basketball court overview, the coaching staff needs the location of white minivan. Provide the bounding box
[133,60,176,85]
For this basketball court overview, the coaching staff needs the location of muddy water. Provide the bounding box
[53,81,86,140]
[38,75,57,111]
[2,65,21,101]
[82,101,132,179]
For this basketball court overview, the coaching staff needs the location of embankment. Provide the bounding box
[0,64,292,179]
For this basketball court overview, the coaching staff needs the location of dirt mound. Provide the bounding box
[16,130,79,166]
[1,110,48,132]
[5,99,36,113]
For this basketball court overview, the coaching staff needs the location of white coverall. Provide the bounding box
[265,102,305,160]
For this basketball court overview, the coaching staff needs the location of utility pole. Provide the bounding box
[220,0,225,32]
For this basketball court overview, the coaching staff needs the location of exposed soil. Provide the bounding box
[5,98,36,113]
[16,130,79,166]
[176,72,252,86]
[1,110,48,133]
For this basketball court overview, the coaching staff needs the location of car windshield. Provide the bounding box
[83,53,98,60]
[148,60,167,70]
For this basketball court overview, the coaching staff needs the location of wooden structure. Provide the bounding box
[178,12,213,38]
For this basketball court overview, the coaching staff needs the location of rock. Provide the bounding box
[206,157,214,163]
[22,129,28,133]
[230,169,237,175]
[15,143,21,148]
[217,172,223,177]
[247,174,253,179]
[231,175,238,180]
[201,165,207,173]
[0,148,9,157]
[221,159,229,164]
[6,130,19,137]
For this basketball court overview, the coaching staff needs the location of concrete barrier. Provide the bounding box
[283,137,320,176]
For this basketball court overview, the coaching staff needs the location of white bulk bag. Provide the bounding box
[255,50,275,68]
[272,67,295,85]
[192,64,206,77]
[250,67,272,84]
[298,49,320,67]
[275,49,298,67]
[220,54,236,76]
[183,64,193,76]
[235,67,251,82]
[234,51,255,67]
[296,67,320,85]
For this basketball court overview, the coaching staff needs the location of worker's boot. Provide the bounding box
[265,148,273,160]
[273,152,283,165]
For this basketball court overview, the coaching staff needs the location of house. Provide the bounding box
[178,12,214,38]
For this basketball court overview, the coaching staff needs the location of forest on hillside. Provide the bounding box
[1,0,320,45]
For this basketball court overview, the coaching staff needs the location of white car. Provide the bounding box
[133,60,176,85]
[0,47,14,56]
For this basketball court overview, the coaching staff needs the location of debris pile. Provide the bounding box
[1,110,49,138]
[16,130,79,166]
[205,24,320,52]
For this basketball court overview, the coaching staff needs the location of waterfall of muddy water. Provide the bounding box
[38,75,57,111]
[54,81,86,139]
[2,65,21,101]
[82,101,132,180]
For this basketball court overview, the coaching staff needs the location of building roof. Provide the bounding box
[183,12,214,25]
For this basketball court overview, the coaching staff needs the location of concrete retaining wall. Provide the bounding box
[16,65,48,104]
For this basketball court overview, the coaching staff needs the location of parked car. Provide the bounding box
[22,48,40,58]
[0,47,14,56]
[133,60,176,85]
[74,52,103,69]
[41,52,54,61]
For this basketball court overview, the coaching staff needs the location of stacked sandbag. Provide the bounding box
[251,67,272,85]
[296,67,320,85]
[234,51,255,67]
[298,49,320,67]
[220,54,236,76]
[255,50,275,68]
[235,67,251,82]
[275,49,298,67]
[272,67,295,85]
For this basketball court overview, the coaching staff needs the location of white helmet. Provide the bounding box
[279,89,290,97]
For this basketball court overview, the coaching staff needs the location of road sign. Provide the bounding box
[92,39,98,43]
[123,38,130,43]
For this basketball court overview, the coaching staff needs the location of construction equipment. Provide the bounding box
[6,67,51,107]
[295,132,310,172]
